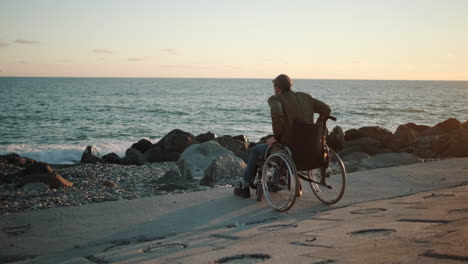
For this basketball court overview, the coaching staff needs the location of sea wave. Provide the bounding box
[0,139,158,164]
[369,107,426,113]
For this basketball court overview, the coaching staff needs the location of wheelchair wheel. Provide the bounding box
[309,148,346,205]
[261,150,298,212]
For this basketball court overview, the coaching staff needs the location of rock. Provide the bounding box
[200,154,247,186]
[342,152,370,163]
[420,126,445,137]
[22,182,49,192]
[237,149,252,163]
[153,169,188,191]
[402,122,430,133]
[163,151,181,162]
[339,137,391,157]
[214,135,249,160]
[233,135,249,145]
[122,148,147,165]
[102,153,121,164]
[162,129,199,154]
[153,169,182,184]
[0,153,35,166]
[258,135,274,144]
[400,135,439,159]
[177,141,246,186]
[391,124,419,150]
[358,153,421,169]
[143,147,164,163]
[157,183,188,192]
[344,129,363,141]
[131,139,153,153]
[327,126,345,151]
[434,118,462,133]
[195,131,217,143]
[102,180,118,188]
[462,121,468,129]
[24,162,54,174]
[80,146,101,163]
[431,130,468,157]
[357,126,393,146]
[20,163,73,188]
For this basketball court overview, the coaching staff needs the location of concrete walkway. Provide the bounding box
[1,158,467,263]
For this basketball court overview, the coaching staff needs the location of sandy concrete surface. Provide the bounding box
[1,158,467,263]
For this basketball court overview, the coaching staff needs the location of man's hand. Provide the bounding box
[266,137,277,146]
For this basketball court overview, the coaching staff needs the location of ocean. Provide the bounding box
[1,77,467,164]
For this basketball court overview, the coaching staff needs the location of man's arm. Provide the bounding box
[311,96,331,123]
[268,96,286,142]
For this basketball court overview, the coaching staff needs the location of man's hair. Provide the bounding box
[272,74,292,92]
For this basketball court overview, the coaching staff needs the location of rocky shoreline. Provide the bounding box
[1,117,467,215]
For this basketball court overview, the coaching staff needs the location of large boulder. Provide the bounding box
[402,122,430,133]
[154,129,199,161]
[327,126,345,151]
[344,129,363,141]
[399,135,439,159]
[434,118,462,133]
[177,141,246,186]
[339,137,391,157]
[163,129,199,153]
[195,131,217,143]
[421,118,463,137]
[80,146,101,163]
[152,169,189,191]
[20,162,73,188]
[462,121,468,129]
[391,124,419,150]
[357,126,393,146]
[358,153,421,170]
[131,139,153,153]
[233,135,250,145]
[102,153,121,164]
[431,130,468,157]
[214,135,249,160]
[0,153,35,166]
[144,147,164,163]
[122,148,147,165]
[257,135,274,144]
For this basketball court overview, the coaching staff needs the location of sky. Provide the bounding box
[0,0,467,80]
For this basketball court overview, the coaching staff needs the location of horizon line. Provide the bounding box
[0,75,467,82]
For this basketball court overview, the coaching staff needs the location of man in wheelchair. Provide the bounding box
[234,74,331,198]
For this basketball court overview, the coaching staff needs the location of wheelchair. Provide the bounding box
[250,116,347,212]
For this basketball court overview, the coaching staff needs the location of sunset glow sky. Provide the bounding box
[1,0,467,80]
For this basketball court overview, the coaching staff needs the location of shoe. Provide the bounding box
[234,182,251,198]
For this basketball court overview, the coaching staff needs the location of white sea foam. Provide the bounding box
[0,139,160,164]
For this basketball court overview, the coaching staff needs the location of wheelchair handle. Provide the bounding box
[327,115,337,122]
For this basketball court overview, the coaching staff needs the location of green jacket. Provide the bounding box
[268,91,331,145]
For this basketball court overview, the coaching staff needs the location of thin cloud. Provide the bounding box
[92,49,113,54]
[160,64,193,69]
[17,60,28,64]
[15,39,40,45]
[161,48,177,55]
[127,56,152,62]
[0,42,8,48]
